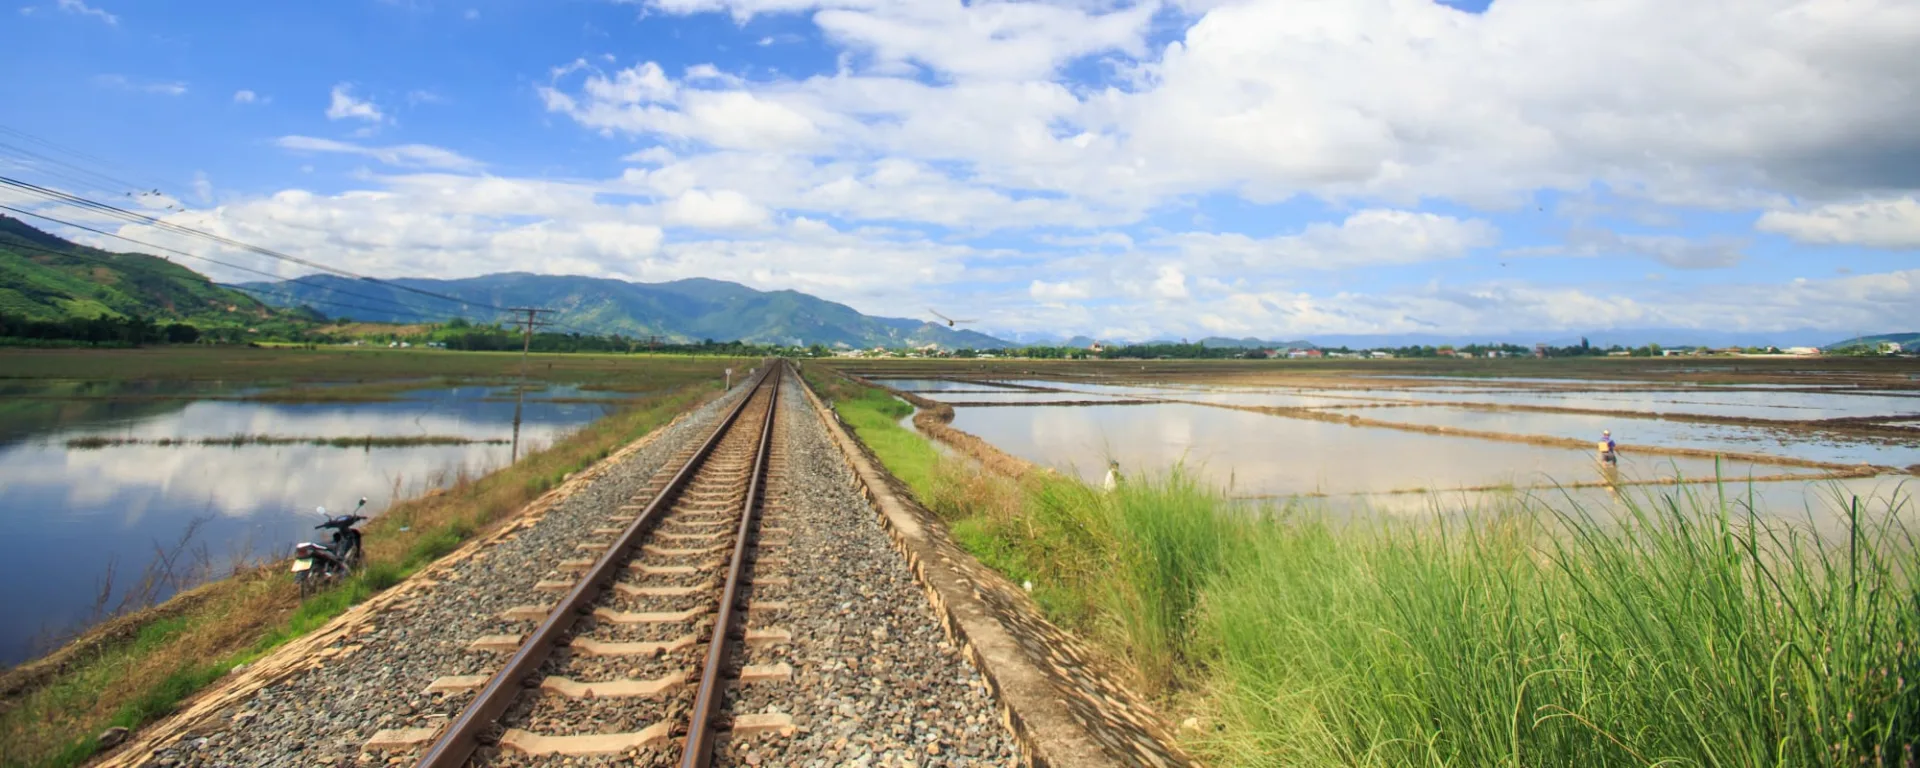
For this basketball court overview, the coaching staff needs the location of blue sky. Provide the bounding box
[1,0,1916,341]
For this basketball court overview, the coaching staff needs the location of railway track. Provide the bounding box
[414,360,794,767]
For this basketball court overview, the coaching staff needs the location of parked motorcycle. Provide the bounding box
[291,497,368,598]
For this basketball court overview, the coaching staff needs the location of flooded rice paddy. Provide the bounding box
[949,403,1820,497]
[866,368,1919,527]
[0,380,617,665]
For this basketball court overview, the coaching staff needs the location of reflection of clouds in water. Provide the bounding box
[1361,407,1920,468]
[15,442,510,521]
[0,392,607,669]
[53,400,593,443]
[958,405,1817,498]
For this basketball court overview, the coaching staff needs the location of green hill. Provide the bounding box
[239,273,1015,349]
[1825,332,1920,351]
[0,215,279,325]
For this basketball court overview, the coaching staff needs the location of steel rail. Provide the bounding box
[680,360,782,767]
[413,362,780,768]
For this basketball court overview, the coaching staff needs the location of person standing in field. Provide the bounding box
[1103,459,1122,493]
[1598,430,1619,464]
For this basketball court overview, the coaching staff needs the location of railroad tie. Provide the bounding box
[571,633,698,656]
[540,670,688,699]
[424,674,491,694]
[744,627,792,647]
[593,606,708,624]
[498,723,673,756]
[735,663,793,685]
[729,713,798,738]
[466,634,523,652]
[613,580,713,597]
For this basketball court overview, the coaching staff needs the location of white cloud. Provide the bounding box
[191,171,212,204]
[549,0,1920,215]
[233,89,259,104]
[273,136,483,172]
[1150,264,1189,300]
[660,189,772,230]
[463,7,479,19]
[622,147,677,165]
[1514,228,1749,270]
[326,84,385,122]
[407,89,447,106]
[1612,234,1747,270]
[56,0,114,24]
[93,74,186,95]
[1757,197,1920,248]
[1030,279,1090,302]
[1161,210,1499,270]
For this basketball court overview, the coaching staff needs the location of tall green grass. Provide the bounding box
[1194,482,1919,767]
[815,372,1920,767]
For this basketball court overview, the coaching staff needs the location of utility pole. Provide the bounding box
[509,307,555,463]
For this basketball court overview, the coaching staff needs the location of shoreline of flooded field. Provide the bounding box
[856,369,1920,521]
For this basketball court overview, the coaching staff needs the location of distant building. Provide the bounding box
[1287,349,1310,359]
[1370,350,1393,359]
[1883,341,1905,354]
[1305,349,1323,358]
[1533,343,1548,358]
[1785,346,1821,356]
[1607,350,1630,357]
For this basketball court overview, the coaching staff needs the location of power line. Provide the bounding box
[0,123,173,194]
[0,175,519,315]
[0,205,503,325]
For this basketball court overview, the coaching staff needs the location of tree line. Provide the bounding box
[0,311,200,347]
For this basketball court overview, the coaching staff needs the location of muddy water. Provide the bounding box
[868,378,1026,392]
[913,390,1139,404]
[951,403,1821,499]
[0,384,614,667]
[1286,388,1920,420]
[1359,406,1920,468]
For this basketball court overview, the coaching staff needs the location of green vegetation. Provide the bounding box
[0,360,734,768]
[0,215,314,344]
[810,371,1920,767]
[245,272,1008,349]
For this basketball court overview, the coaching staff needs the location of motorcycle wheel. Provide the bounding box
[296,570,314,599]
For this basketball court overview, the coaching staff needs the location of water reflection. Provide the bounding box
[951,403,1822,499]
[0,386,612,666]
[1357,406,1920,468]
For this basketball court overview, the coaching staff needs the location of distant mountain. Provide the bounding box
[1299,329,1850,350]
[1195,336,1316,349]
[239,273,1014,349]
[1826,332,1920,351]
[0,215,280,324]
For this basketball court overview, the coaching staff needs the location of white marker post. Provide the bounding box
[725,368,733,389]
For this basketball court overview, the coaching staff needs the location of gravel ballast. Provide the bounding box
[709,377,1017,767]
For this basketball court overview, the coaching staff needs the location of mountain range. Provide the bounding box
[1,215,1906,351]
[237,273,1014,349]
